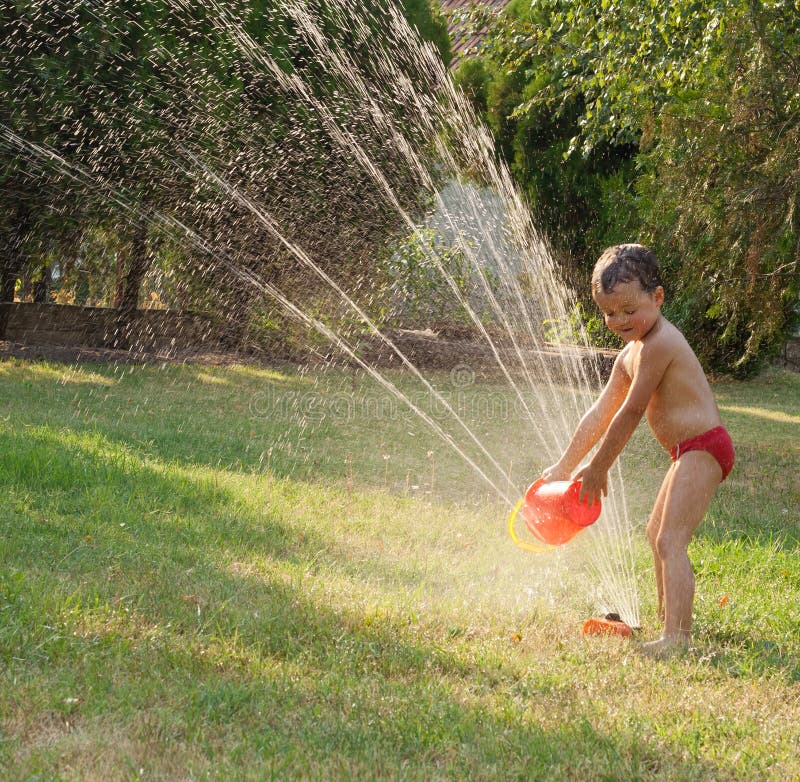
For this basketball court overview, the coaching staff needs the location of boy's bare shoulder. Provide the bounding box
[642,317,686,357]
[618,318,686,380]
[614,342,636,377]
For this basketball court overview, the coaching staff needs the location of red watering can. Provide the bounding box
[509,478,601,551]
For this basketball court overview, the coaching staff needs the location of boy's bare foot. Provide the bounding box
[638,636,689,660]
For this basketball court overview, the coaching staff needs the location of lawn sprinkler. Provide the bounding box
[582,613,636,639]
[509,478,602,553]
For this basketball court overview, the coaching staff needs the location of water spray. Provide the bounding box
[0,0,644,627]
[509,478,635,637]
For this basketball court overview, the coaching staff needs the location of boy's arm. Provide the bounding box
[542,350,631,481]
[576,337,674,503]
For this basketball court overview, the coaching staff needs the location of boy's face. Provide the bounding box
[594,280,664,343]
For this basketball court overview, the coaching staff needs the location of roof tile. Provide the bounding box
[438,0,510,64]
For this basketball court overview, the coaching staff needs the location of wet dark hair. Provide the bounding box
[592,244,662,296]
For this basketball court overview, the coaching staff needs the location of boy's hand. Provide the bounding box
[574,463,607,506]
[541,462,572,482]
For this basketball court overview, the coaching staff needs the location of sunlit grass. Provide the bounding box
[0,359,798,780]
[718,403,800,426]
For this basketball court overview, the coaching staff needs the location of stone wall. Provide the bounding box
[0,304,621,379]
[355,327,618,383]
[3,302,794,378]
[0,302,222,355]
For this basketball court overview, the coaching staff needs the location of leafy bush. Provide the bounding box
[456,0,800,374]
[382,228,483,330]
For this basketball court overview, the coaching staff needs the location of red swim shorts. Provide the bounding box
[669,425,735,481]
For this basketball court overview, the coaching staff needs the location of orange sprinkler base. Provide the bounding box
[582,617,633,638]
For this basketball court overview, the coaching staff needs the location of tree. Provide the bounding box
[401,0,452,66]
[0,0,453,347]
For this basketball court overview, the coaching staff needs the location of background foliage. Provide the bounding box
[2,0,799,374]
[457,0,800,374]
[0,0,451,346]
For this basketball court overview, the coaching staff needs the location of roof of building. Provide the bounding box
[438,0,510,65]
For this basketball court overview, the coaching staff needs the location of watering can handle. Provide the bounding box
[508,496,554,554]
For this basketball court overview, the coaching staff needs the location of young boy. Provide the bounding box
[543,244,734,658]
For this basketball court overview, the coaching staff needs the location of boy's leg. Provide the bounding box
[646,466,675,623]
[648,451,721,651]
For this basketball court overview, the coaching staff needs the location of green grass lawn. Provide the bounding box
[0,358,798,780]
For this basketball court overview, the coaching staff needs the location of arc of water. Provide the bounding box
[199,0,572,464]
[2,0,641,620]
[0,124,516,504]
[181,150,521,493]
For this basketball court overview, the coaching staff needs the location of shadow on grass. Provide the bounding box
[0,426,742,780]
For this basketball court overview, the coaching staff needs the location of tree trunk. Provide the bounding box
[0,204,30,303]
[114,249,125,309]
[0,205,31,339]
[112,221,150,349]
[32,264,51,303]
